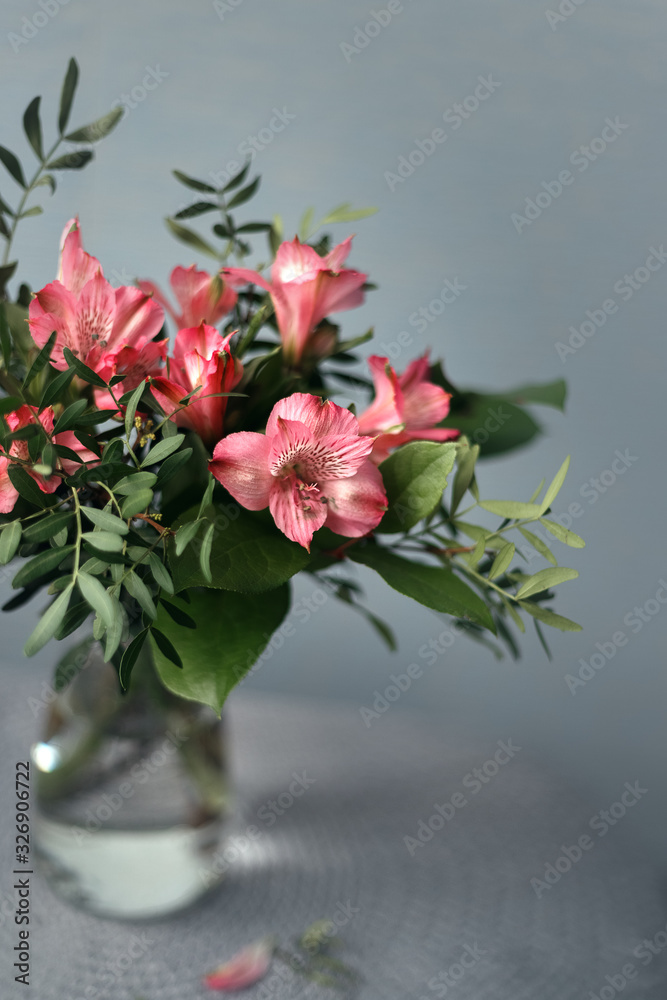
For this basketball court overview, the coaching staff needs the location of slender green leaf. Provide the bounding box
[39,367,75,410]
[148,553,174,594]
[235,221,272,234]
[58,58,79,134]
[0,521,22,564]
[159,599,196,629]
[47,150,94,171]
[124,571,157,619]
[150,627,183,669]
[0,396,23,416]
[172,169,216,193]
[121,489,154,518]
[77,571,116,628]
[154,447,193,488]
[541,456,570,512]
[518,601,582,632]
[479,500,543,521]
[141,433,185,467]
[222,161,251,193]
[516,567,579,600]
[81,507,128,534]
[518,526,557,566]
[53,635,94,691]
[174,201,218,220]
[54,600,91,640]
[320,203,378,225]
[22,511,73,543]
[540,519,586,548]
[34,173,56,194]
[81,530,124,553]
[174,519,200,556]
[198,475,215,517]
[533,618,553,660]
[64,106,123,143]
[124,379,147,438]
[24,584,74,656]
[118,629,149,691]
[23,97,44,161]
[451,444,479,517]
[488,542,515,581]
[165,218,219,259]
[0,146,26,188]
[7,465,55,508]
[53,398,88,434]
[226,176,260,210]
[62,346,108,387]
[199,522,215,583]
[114,471,157,495]
[23,331,56,388]
[12,545,74,589]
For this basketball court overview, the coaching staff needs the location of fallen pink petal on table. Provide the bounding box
[203,937,274,992]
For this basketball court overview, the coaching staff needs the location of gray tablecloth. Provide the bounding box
[0,664,665,999]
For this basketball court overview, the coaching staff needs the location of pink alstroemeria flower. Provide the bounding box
[357,354,459,464]
[224,236,367,364]
[93,340,168,413]
[28,218,164,373]
[138,264,237,330]
[209,392,387,550]
[151,323,243,447]
[0,406,59,513]
[203,937,274,992]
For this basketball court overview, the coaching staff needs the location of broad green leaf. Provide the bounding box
[540,519,586,548]
[479,500,543,521]
[349,545,495,632]
[541,456,570,512]
[518,526,557,566]
[47,150,94,171]
[22,511,74,544]
[64,106,123,143]
[165,218,219,260]
[123,571,157,619]
[77,571,116,629]
[377,441,456,534]
[121,489,154,519]
[518,601,582,632]
[0,145,26,188]
[23,331,57,388]
[12,545,74,589]
[24,584,74,656]
[81,530,124,553]
[441,396,541,457]
[62,346,108,387]
[123,378,147,437]
[488,542,515,581]
[58,58,79,134]
[0,521,22,564]
[172,169,216,193]
[500,379,567,411]
[169,504,310,594]
[114,471,157,495]
[81,507,128,534]
[150,586,290,713]
[23,97,44,160]
[0,396,23,416]
[118,629,149,691]
[516,567,579,600]
[141,433,185,466]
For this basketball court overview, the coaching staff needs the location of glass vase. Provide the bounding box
[31,639,231,920]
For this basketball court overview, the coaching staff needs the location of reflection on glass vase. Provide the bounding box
[32,638,231,920]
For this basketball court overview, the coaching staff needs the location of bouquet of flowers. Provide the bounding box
[0,60,583,714]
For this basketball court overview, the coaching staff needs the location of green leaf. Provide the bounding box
[53,635,95,691]
[174,519,200,556]
[165,218,219,260]
[331,329,374,355]
[488,542,515,581]
[226,176,260,210]
[81,531,124,553]
[148,553,174,594]
[12,545,75,589]
[198,475,215,518]
[23,97,44,161]
[541,456,570,512]
[64,106,123,143]
[518,527,557,566]
[479,500,543,521]
[39,367,75,410]
[320,202,378,225]
[62,346,108,387]
[34,173,56,195]
[118,629,149,691]
[516,567,579,600]
[0,521,22,564]
[58,58,79,134]
[24,584,74,656]
[0,396,23,416]
[0,302,12,368]
[7,465,55,508]
[172,169,217,193]
[150,586,290,713]
[81,507,129,534]
[150,627,183,669]
[0,146,26,188]
[0,262,18,298]
[540,518,586,548]
[22,511,74,543]
[377,441,456,534]
[53,398,88,434]
[77,571,117,629]
[221,160,251,193]
[518,601,582,632]
[500,379,567,411]
[169,504,310,594]
[121,489,154,519]
[174,201,218,220]
[141,433,185,467]
[53,600,91,640]
[123,378,147,437]
[23,331,57,388]
[442,395,541,458]
[235,221,272,234]
[349,546,496,631]
[47,150,94,171]
[199,522,215,583]
[451,444,479,517]
[114,471,157,495]
[159,599,196,629]
[123,571,157,619]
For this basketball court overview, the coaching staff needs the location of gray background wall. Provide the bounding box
[1,0,665,867]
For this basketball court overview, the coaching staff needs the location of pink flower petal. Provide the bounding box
[209,433,273,510]
[357,356,402,436]
[269,473,328,550]
[323,459,388,537]
[203,937,274,992]
[267,393,359,440]
[111,285,164,350]
[0,455,18,514]
[272,237,325,284]
[222,266,272,295]
[58,219,102,295]
[173,323,226,368]
[170,266,237,327]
